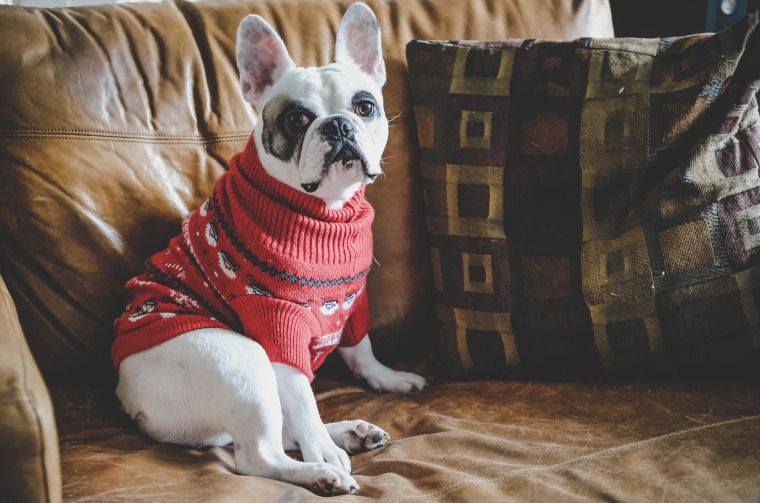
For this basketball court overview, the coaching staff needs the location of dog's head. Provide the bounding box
[236,3,388,209]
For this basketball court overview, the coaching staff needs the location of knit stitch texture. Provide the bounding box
[112,136,374,380]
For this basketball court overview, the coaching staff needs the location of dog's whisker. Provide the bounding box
[380,154,402,163]
[386,112,404,123]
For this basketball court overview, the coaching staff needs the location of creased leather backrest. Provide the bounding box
[0,0,613,379]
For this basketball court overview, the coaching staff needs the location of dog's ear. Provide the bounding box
[236,15,295,106]
[334,3,386,87]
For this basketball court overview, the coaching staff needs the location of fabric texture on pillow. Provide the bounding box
[407,11,760,377]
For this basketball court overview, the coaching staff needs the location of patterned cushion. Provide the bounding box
[407,11,760,377]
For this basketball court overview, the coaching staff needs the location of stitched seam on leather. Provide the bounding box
[0,132,251,145]
[0,134,251,145]
[0,129,252,138]
[385,414,760,502]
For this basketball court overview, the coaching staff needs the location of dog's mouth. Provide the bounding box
[300,141,378,193]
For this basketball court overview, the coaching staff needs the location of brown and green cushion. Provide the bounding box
[407,11,760,377]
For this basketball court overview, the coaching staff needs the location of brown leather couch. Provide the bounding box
[2,0,759,501]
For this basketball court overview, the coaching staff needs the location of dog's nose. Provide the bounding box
[320,116,355,140]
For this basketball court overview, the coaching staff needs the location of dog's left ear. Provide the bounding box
[334,3,386,87]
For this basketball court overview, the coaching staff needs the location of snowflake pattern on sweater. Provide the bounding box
[112,137,374,381]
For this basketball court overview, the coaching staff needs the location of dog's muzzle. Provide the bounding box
[322,117,368,167]
[300,116,378,192]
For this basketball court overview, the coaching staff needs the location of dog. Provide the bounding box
[111,3,426,496]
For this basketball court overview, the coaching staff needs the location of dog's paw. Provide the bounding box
[308,463,359,496]
[364,365,427,394]
[299,432,353,474]
[326,419,390,453]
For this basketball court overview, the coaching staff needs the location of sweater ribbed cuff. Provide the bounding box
[230,295,319,381]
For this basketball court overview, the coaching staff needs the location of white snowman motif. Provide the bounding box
[128,300,156,322]
[246,284,273,296]
[320,300,339,316]
[199,199,211,217]
[218,251,238,279]
[206,222,219,247]
[343,292,357,310]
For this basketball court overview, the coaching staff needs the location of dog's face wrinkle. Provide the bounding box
[261,96,315,165]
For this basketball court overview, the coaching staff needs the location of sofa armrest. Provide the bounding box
[0,273,62,503]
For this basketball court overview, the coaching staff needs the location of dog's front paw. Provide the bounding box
[326,419,390,453]
[309,463,359,496]
[364,365,427,394]
[300,432,353,474]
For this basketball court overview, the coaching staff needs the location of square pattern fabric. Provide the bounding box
[407,12,760,377]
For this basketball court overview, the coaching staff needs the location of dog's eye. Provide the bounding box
[355,101,375,117]
[286,111,311,129]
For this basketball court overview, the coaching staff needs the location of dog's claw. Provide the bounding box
[313,473,358,496]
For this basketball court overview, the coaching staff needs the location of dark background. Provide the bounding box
[610,0,760,37]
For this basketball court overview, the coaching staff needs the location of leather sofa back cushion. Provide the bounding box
[407,11,760,377]
[0,0,612,378]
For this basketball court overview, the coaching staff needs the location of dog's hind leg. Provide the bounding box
[116,328,358,495]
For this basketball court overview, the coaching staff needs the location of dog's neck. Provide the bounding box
[312,174,365,211]
[320,190,361,211]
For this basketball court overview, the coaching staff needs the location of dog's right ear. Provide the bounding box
[236,15,295,107]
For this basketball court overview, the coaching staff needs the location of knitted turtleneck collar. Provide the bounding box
[235,135,370,223]
[214,135,375,266]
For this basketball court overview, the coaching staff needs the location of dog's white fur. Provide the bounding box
[239,1,388,210]
[115,3,425,496]
[252,62,387,210]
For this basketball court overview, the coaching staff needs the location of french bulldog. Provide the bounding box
[112,3,426,496]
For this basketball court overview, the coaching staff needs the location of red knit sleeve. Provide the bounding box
[230,295,320,381]
[340,289,371,348]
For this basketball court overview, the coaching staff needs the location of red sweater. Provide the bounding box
[111,136,374,380]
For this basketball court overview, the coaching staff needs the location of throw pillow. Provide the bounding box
[407,11,760,377]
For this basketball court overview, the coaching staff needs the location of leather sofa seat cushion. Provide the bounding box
[57,377,760,502]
